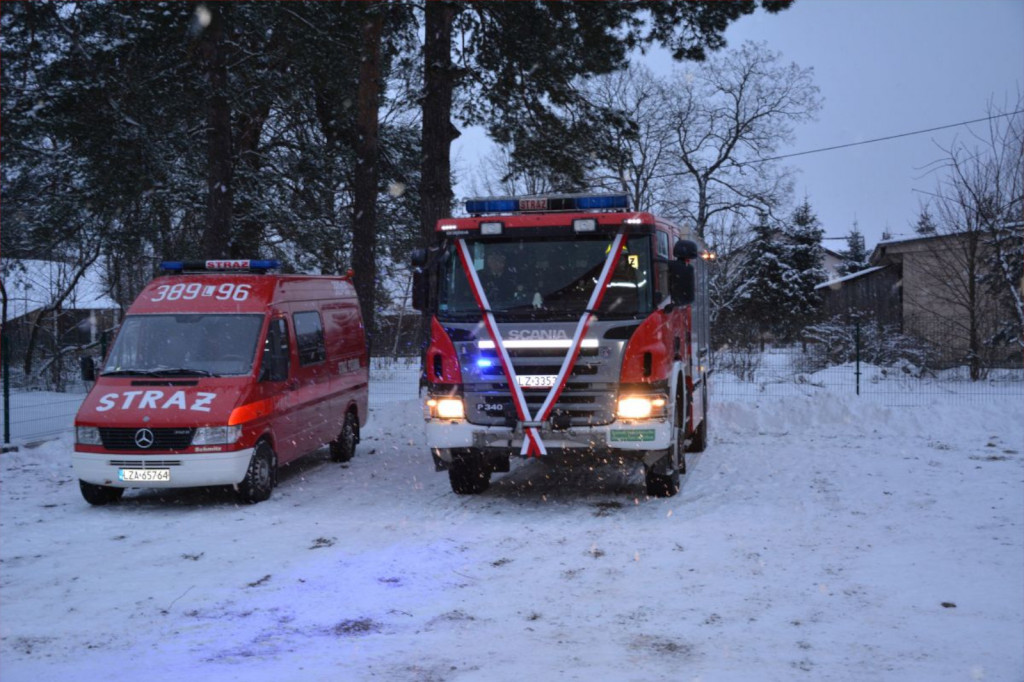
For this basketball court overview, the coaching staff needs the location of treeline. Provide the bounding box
[1,0,794,344]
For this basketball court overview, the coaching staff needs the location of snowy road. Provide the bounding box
[1,392,1021,681]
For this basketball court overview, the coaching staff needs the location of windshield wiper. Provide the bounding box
[100,369,163,377]
[150,368,218,377]
[100,367,219,378]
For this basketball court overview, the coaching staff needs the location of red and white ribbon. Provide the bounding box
[456,230,627,457]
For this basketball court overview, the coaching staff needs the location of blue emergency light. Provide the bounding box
[161,259,281,273]
[465,193,630,215]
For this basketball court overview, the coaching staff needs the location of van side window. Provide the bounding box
[293,311,326,366]
[260,318,290,382]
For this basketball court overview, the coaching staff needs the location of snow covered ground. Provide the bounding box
[1,377,1022,681]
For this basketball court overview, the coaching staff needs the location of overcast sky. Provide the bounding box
[718,0,1024,249]
[453,0,1023,251]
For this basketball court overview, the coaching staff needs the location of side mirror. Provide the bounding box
[673,239,699,260]
[80,356,96,382]
[669,261,695,306]
[411,271,426,311]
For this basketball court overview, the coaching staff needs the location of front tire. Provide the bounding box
[237,441,276,504]
[645,397,683,498]
[448,450,491,495]
[79,480,125,506]
[330,411,359,463]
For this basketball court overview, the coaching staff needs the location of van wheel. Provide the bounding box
[238,441,276,504]
[79,480,125,506]
[645,398,683,498]
[448,450,491,495]
[330,411,358,463]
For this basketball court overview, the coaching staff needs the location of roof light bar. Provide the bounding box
[160,259,281,273]
[465,193,629,215]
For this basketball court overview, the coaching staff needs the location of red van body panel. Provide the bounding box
[72,268,368,502]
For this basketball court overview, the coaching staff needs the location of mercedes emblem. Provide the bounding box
[134,428,155,449]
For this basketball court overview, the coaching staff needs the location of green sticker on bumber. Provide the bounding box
[610,429,656,442]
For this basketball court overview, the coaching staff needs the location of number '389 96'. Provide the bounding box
[151,282,251,302]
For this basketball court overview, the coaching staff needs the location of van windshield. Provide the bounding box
[438,235,653,321]
[102,314,264,377]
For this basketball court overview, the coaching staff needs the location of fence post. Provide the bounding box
[2,331,10,444]
[854,317,861,396]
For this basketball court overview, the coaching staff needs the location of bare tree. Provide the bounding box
[469,146,559,199]
[662,41,821,240]
[580,64,682,214]
[912,95,1023,378]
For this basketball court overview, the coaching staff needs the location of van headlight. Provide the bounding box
[616,395,668,420]
[426,397,465,420]
[76,426,102,445]
[192,425,243,445]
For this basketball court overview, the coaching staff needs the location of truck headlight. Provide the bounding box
[616,395,667,420]
[76,426,102,445]
[427,398,465,420]
[192,425,243,446]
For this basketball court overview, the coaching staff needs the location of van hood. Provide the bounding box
[75,378,249,427]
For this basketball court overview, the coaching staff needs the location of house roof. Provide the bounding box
[2,259,119,320]
[814,265,887,290]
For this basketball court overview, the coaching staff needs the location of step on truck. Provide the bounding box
[72,259,369,505]
[411,193,710,497]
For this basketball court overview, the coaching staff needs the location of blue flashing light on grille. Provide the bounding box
[476,358,494,368]
[465,193,630,215]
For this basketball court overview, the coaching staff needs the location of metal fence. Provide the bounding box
[3,350,1020,448]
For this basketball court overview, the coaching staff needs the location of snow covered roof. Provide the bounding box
[2,259,119,320]
[814,265,886,290]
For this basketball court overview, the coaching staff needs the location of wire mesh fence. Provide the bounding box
[2,348,1020,448]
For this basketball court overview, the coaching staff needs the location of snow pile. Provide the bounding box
[1,389,1021,681]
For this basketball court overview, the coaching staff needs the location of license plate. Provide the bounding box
[517,375,557,388]
[118,468,171,482]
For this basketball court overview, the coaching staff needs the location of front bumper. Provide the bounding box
[425,416,672,463]
[72,447,255,489]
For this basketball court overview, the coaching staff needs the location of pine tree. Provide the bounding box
[783,200,827,336]
[837,222,868,276]
[914,206,938,235]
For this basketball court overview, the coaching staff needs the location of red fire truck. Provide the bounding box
[72,259,369,505]
[412,193,709,497]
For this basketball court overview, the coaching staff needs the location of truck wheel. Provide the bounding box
[448,450,491,495]
[79,480,125,506]
[330,411,359,463]
[237,441,276,504]
[645,398,683,497]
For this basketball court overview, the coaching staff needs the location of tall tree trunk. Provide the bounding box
[199,5,234,259]
[418,0,461,345]
[232,106,269,258]
[352,7,384,346]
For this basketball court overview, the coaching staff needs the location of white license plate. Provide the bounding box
[118,468,171,483]
[517,375,557,388]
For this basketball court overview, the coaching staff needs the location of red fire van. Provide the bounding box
[72,259,368,505]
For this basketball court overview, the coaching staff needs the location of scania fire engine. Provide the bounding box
[411,193,709,497]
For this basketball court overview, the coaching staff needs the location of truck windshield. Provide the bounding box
[438,235,653,321]
[102,314,264,377]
